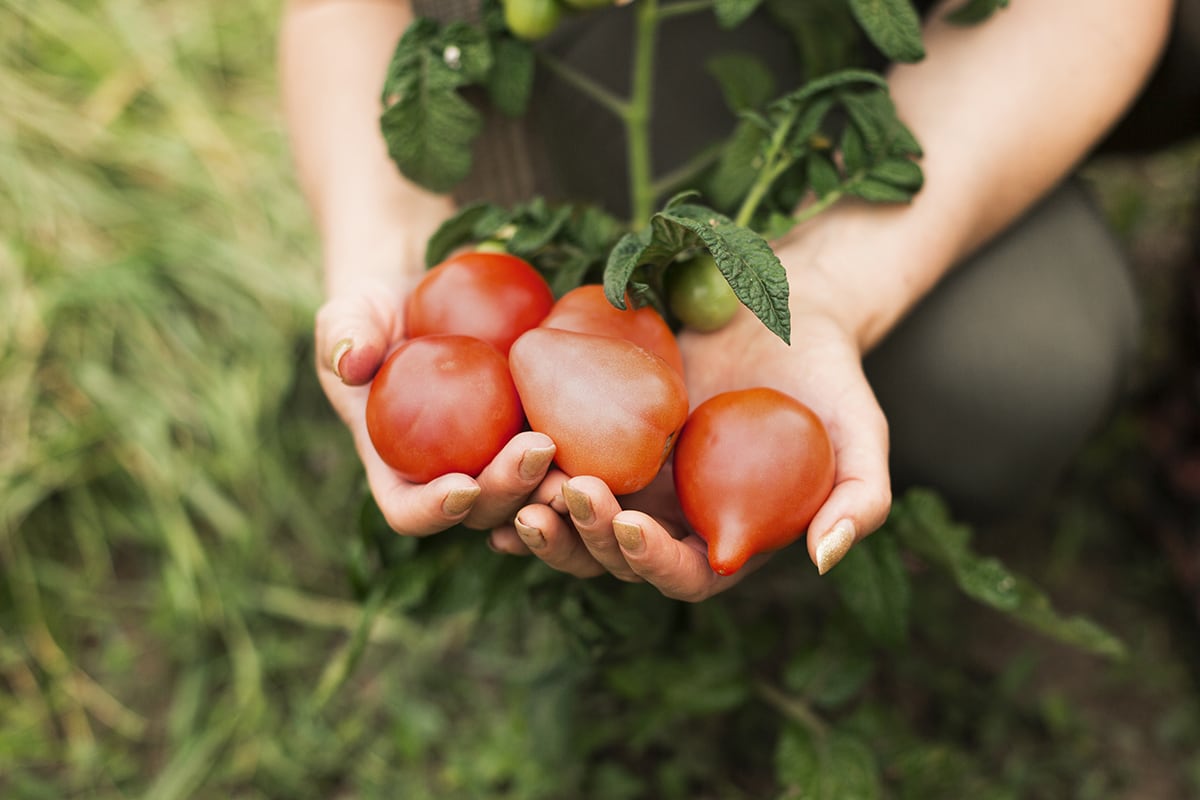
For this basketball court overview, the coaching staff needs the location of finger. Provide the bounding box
[314,279,405,386]
[530,468,571,514]
[489,524,533,556]
[807,395,892,576]
[561,477,642,582]
[611,510,751,602]
[368,467,483,537]
[461,431,557,530]
[514,503,606,578]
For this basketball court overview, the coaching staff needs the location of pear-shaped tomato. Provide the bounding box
[405,252,554,355]
[673,388,835,575]
[539,285,685,378]
[509,327,688,495]
[366,335,524,483]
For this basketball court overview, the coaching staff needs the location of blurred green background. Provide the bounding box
[2,1,1199,798]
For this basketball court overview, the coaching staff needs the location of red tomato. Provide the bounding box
[508,327,689,495]
[405,252,554,355]
[365,335,524,483]
[673,388,835,575]
[539,284,685,378]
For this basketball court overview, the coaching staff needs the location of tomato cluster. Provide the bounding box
[365,250,835,574]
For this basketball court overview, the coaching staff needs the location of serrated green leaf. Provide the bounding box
[659,205,791,343]
[890,490,1128,660]
[706,52,776,113]
[380,20,492,192]
[841,123,867,175]
[847,0,926,62]
[424,201,499,266]
[770,69,887,123]
[869,157,924,190]
[848,177,916,203]
[945,0,1009,25]
[603,229,653,309]
[776,724,883,800]
[830,533,911,648]
[487,36,534,117]
[705,118,768,212]
[713,0,765,29]
[807,153,841,198]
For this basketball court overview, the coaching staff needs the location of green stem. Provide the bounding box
[754,680,829,738]
[793,187,846,226]
[649,140,723,199]
[627,0,659,224]
[536,52,631,119]
[733,106,801,228]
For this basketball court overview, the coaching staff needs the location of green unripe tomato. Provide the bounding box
[666,253,740,333]
[503,0,564,41]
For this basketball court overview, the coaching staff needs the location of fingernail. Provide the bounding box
[331,338,353,381]
[518,445,556,481]
[613,520,644,553]
[816,519,856,575]
[486,535,502,553]
[562,484,593,524]
[513,517,546,550]
[442,486,480,516]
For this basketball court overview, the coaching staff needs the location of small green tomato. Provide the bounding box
[666,253,740,333]
[503,0,564,41]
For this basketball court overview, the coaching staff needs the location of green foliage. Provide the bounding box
[945,0,1011,26]
[847,0,926,62]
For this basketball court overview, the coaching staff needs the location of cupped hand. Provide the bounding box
[489,299,892,598]
[315,273,558,535]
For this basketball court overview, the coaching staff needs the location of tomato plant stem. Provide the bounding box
[733,106,800,228]
[656,0,715,20]
[536,52,631,120]
[627,0,659,224]
[754,680,829,738]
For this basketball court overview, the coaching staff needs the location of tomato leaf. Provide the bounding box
[847,177,916,203]
[806,153,841,199]
[603,229,654,310]
[660,205,791,344]
[704,118,768,213]
[712,0,766,29]
[829,533,911,649]
[380,19,492,193]
[486,35,535,117]
[706,52,776,113]
[868,157,924,190]
[765,0,861,79]
[846,0,926,63]
[890,490,1129,660]
[776,724,883,800]
[784,635,875,710]
[424,201,499,266]
[945,0,1010,25]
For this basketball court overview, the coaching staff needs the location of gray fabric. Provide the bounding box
[863,181,1141,520]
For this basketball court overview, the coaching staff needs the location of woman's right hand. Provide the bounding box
[315,267,558,537]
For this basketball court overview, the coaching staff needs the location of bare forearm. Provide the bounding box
[279,0,454,291]
[781,0,1174,350]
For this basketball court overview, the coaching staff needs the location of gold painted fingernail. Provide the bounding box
[514,517,546,549]
[816,519,856,575]
[442,486,480,516]
[518,445,556,481]
[613,520,644,553]
[562,483,594,523]
[330,338,353,381]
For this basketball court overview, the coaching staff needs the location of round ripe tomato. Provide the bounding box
[673,388,835,575]
[366,335,524,483]
[405,252,554,356]
[666,253,740,333]
[509,327,689,495]
[539,284,685,378]
[503,0,563,41]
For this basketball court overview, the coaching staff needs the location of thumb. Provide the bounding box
[314,278,407,386]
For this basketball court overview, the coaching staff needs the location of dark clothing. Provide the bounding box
[411,0,1195,522]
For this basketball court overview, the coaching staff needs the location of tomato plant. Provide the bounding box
[666,252,740,333]
[508,327,688,495]
[539,284,685,377]
[502,0,563,41]
[405,251,554,355]
[366,335,524,483]
[673,387,836,575]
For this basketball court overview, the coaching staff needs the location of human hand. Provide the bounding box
[488,287,891,598]
[315,258,559,537]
